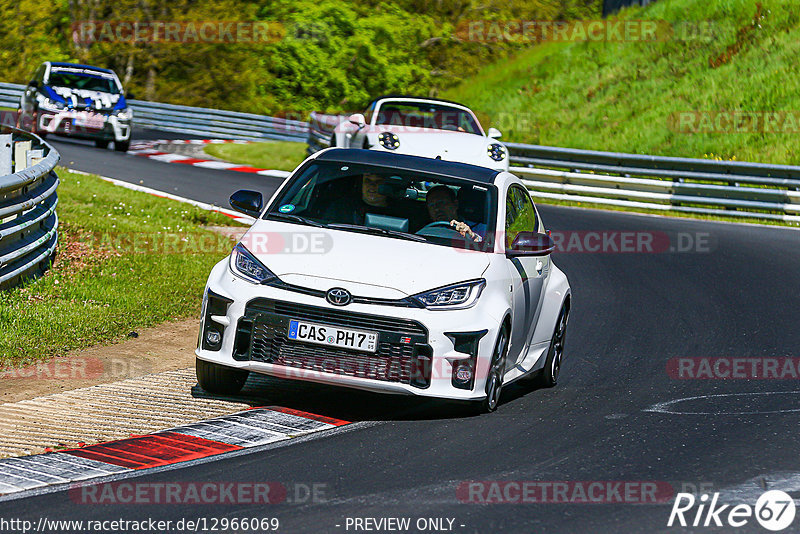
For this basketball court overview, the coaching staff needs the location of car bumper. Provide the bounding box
[196,259,507,401]
[38,109,131,142]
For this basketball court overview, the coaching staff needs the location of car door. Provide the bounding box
[504,185,550,366]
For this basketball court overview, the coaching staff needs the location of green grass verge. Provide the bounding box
[0,168,242,367]
[444,0,800,165]
[203,141,307,171]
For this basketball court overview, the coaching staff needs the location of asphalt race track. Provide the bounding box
[48,129,288,206]
[2,132,799,533]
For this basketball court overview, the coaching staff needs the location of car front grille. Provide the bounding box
[234,298,431,387]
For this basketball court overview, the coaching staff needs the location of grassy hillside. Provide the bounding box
[444,0,800,164]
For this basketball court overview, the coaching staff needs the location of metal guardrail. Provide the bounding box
[0,126,60,290]
[507,143,800,223]
[0,83,22,111]
[5,81,800,223]
[128,99,308,143]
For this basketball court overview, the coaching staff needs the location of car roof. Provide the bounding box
[48,62,114,74]
[315,148,501,184]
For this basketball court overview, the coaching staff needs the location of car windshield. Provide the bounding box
[46,69,120,94]
[265,161,496,251]
[374,101,483,135]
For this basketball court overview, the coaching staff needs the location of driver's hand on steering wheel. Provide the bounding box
[450,220,482,243]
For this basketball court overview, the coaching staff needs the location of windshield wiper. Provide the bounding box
[327,223,428,243]
[266,212,325,228]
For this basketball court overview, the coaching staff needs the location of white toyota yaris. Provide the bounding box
[197,149,570,412]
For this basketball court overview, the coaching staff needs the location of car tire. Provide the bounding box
[196,358,249,395]
[475,326,509,413]
[114,140,130,152]
[95,140,109,149]
[536,304,569,388]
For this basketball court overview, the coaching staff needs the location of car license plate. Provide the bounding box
[74,112,104,129]
[287,320,377,353]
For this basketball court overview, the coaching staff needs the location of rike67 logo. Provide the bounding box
[668,490,796,531]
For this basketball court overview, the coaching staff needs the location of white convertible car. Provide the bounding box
[196,149,570,412]
[330,96,509,171]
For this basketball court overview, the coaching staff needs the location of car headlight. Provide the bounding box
[115,108,133,121]
[412,279,486,309]
[38,96,65,111]
[488,143,506,161]
[378,132,400,150]
[229,243,278,284]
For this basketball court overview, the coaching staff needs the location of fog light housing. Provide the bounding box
[454,364,473,383]
[446,329,488,390]
[206,330,221,346]
[200,289,233,352]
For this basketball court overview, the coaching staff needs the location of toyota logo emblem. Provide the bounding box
[326,288,352,306]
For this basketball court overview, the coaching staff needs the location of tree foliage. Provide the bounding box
[1,0,599,113]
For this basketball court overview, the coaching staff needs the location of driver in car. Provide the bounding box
[425,185,484,242]
[323,173,425,229]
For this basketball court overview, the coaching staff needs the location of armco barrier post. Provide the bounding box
[0,134,11,175]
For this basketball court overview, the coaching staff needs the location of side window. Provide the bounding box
[514,187,538,232]
[505,188,519,249]
[505,186,537,248]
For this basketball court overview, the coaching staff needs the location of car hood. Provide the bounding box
[365,127,508,170]
[240,220,491,299]
[44,85,124,112]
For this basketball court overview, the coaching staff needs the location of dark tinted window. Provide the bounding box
[266,161,497,251]
[505,186,537,248]
[374,101,482,134]
[46,70,120,94]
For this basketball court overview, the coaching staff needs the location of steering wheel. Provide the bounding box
[416,221,464,238]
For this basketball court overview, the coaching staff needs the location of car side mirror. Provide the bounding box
[507,232,555,256]
[230,190,263,218]
[348,113,366,129]
[487,127,502,139]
